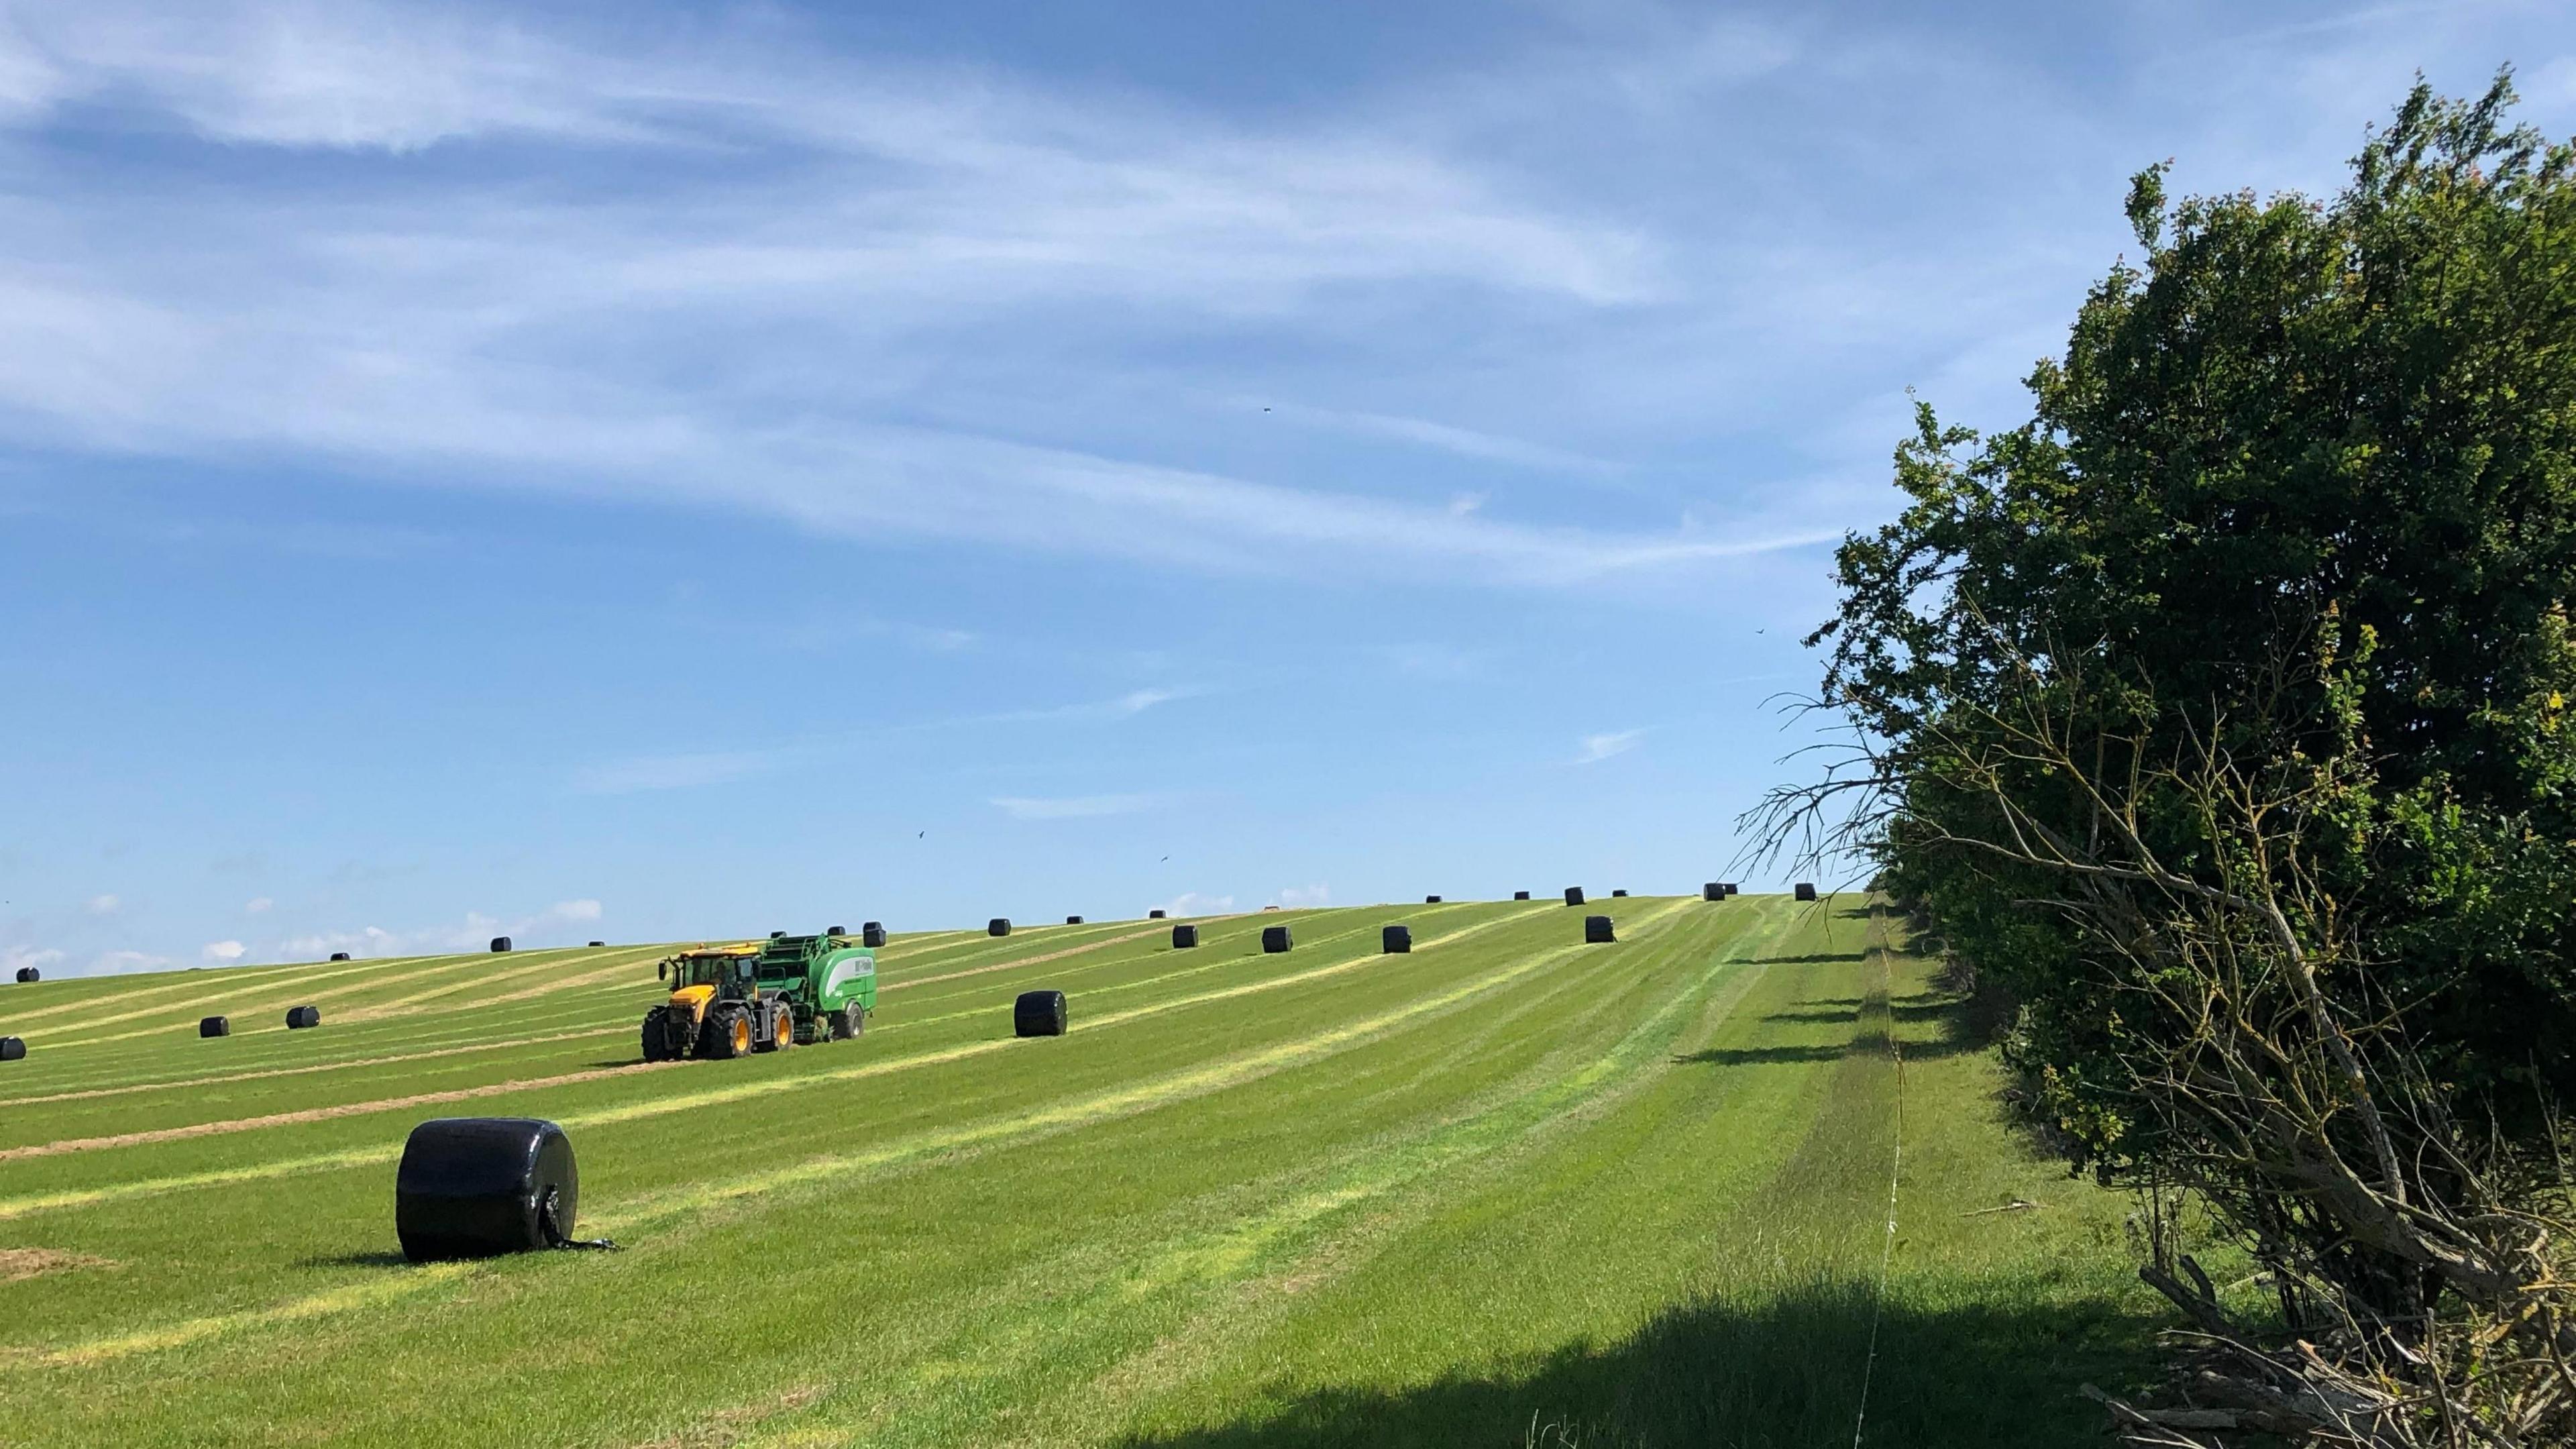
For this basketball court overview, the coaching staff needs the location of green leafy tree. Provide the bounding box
[1763,74,2576,1444]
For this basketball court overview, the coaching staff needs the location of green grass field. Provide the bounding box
[0,896,2159,1446]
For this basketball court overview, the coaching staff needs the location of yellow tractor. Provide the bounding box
[643,930,878,1061]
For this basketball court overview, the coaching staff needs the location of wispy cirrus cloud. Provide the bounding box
[989,792,1169,821]
[1574,728,1645,765]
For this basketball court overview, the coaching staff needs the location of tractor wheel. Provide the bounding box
[703,1004,751,1060]
[831,1004,865,1040]
[753,1002,787,1053]
[640,1008,671,1063]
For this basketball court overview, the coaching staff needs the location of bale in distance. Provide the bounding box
[395,1117,580,1263]
[1611,889,1629,898]
[0,1036,24,1062]
[329,951,352,961]
[1724,883,1740,896]
[199,1015,230,1038]
[1514,890,1532,901]
[988,918,1012,937]
[1014,989,1067,1038]
[1564,887,1585,906]
[1585,914,1616,944]
[862,922,887,947]
[1148,909,1167,919]
[13,965,36,982]
[1425,894,1442,904]
[588,940,606,948]
[1794,883,1819,902]
[285,1005,321,1030]
[1703,882,1723,902]
[1382,924,1412,954]
[490,936,513,953]
[1262,924,1293,953]
[1172,924,1199,949]
[1066,915,1084,925]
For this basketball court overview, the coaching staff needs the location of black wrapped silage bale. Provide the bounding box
[862,922,887,948]
[1172,924,1199,948]
[1066,915,1083,925]
[490,936,512,953]
[395,1117,580,1262]
[199,1015,230,1038]
[1425,894,1442,904]
[1724,883,1739,896]
[1514,891,1531,901]
[589,940,606,948]
[1262,925,1292,953]
[1014,989,1067,1038]
[0,1036,24,1061]
[13,965,36,982]
[1703,883,1723,902]
[1564,887,1585,906]
[988,918,1012,938]
[1794,883,1818,902]
[285,1005,321,1030]
[1148,909,1167,919]
[1383,924,1411,954]
[329,952,351,961]
[1585,914,1615,944]
[1611,889,1628,898]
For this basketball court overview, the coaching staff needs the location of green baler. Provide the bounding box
[641,928,876,1061]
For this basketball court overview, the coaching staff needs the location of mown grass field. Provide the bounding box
[0,895,2159,1446]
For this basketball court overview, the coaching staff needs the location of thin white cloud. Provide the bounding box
[84,893,119,914]
[572,749,779,795]
[3,945,63,974]
[1575,729,1645,765]
[1161,892,1235,917]
[243,896,273,913]
[1275,883,1331,908]
[990,793,1167,821]
[545,898,602,922]
[201,938,246,962]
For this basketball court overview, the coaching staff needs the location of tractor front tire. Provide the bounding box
[640,1008,672,1063]
[753,1002,788,1053]
[702,1004,751,1060]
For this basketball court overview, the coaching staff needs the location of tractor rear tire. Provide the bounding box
[753,1002,789,1053]
[641,1008,672,1063]
[702,1004,751,1060]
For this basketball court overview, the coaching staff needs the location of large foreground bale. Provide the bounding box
[1794,883,1818,902]
[1014,989,1067,1038]
[0,1037,23,1061]
[285,1005,321,1030]
[988,918,1012,937]
[862,922,887,947]
[329,951,351,961]
[395,1117,580,1263]
[1585,914,1616,944]
[1564,886,1585,906]
[13,966,36,983]
[490,936,512,953]
[1262,925,1292,953]
[1382,924,1411,954]
[1172,924,1199,949]
[199,1016,230,1038]
[1514,890,1531,901]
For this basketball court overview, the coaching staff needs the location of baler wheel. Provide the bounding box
[832,1005,865,1040]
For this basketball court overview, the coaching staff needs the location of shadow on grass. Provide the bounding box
[1114,1279,2146,1449]
[1672,1045,1848,1067]
[297,1251,415,1269]
[1746,953,1868,967]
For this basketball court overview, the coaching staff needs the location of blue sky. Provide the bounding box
[3,1,2572,975]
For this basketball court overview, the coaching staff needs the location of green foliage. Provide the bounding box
[1813,72,2576,1169]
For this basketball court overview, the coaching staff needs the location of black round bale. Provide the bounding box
[1262,924,1293,953]
[989,918,1012,937]
[199,1015,230,1038]
[490,936,513,953]
[329,951,352,961]
[1514,890,1531,900]
[285,1005,321,1030]
[1382,924,1411,954]
[1148,909,1167,919]
[1066,915,1083,925]
[1564,886,1585,906]
[1172,924,1199,949]
[1724,883,1740,896]
[1703,882,1723,902]
[1585,914,1616,944]
[1611,889,1629,898]
[13,966,37,983]
[1794,883,1818,902]
[1014,989,1067,1038]
[1425,894,1442,903]
[862,922,888,948]
[0,1036,24,1061]
[395,1117,580,1262]
[589,940,606,948]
